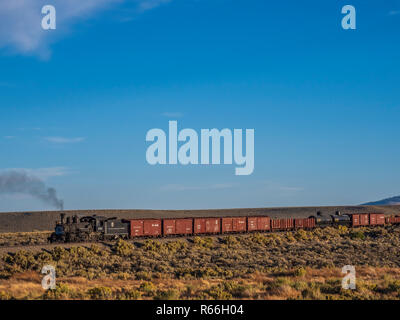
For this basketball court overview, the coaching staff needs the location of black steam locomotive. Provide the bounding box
[48,213,129,243]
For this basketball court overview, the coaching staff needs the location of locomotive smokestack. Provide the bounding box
[60,213,65,224]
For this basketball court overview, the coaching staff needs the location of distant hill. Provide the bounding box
[363,196,400,206]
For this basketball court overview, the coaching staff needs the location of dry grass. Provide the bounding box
[1,267,400,300]
[1,225,400,300]
[0,231,51,247]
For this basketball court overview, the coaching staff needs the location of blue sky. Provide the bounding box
[0,0,400,211]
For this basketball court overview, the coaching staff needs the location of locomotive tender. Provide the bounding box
[49,211,400,243]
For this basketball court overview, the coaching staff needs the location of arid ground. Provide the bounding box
[1,225,400,300]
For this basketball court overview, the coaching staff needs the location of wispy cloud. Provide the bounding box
[161,183,236,191]
[0,0,172,57]
[3,136,16,139]
[389,10,400,16]
[138,0,171,12]
[45,136,85,144]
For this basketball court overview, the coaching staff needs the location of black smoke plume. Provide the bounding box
[0,170,64,210]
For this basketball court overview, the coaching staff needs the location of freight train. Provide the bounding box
[48,212,400,243]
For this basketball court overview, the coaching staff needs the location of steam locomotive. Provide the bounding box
[48,211,400,243]
[48,213,129,243]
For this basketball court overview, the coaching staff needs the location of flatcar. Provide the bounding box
[49,212,400,243]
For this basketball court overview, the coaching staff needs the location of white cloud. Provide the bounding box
[0,0,171,57]
[45,136,85,144]
[138,0,171,12]
[0,167,69,180]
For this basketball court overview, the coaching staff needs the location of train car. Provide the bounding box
[176,219,193,235]
[50,210,396,243]
[349,214,370,227]
[194,218,220,234]
[163,219,176,235]
[247,216,271,232]
[163,219,193,236]
[206,218,220,234]
[49,214,129,242]
[271,218,294,231]
[312,214,332,227]
[330,214,351,226]
[295,218,316,229]
[369,213,385,226]
[127,219,162,238]
[221,217,246,233]
[385,216,400,225]
[359,214,369,226]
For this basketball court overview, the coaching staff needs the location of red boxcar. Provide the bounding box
[359,214,369,226]
[222,218,233,233]
[377,214,385,225]
[176,219,193,235]
[305,218,315,229]
[295,218,305,229]
[194,218,220,234]
[396,216,400,224]
[257,217,271,231]
[350,214,360,227]
[350,214,369,227]
[205,218,220,234]
[194,219,206,234]
[233,217,246,232]
[247,217,258,231]
[163,219,176,235]
[295,218,315,229]
[129,220,144,237]
[221,217,246,233]
[369,214,385,226]
[128,219,161,237]
[248,217,271,232]
[143,219,162,236]
[271,218,294,230]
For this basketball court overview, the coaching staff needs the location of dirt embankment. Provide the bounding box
[0,205,399,233]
